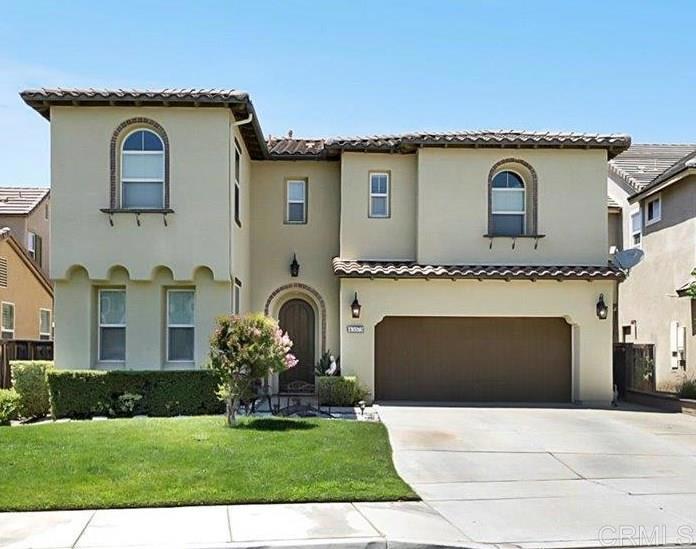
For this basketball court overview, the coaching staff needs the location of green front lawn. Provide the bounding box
[0,416,416,511]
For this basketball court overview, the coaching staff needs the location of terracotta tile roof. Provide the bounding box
[20,88,268,160]
[269,131,631,159]
[609,144,696,192]
[0,187,49,215]
[267,138,327,159]
[332,258,625,281]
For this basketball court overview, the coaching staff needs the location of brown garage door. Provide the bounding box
[375,317,571,402]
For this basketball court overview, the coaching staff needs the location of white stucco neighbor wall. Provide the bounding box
[339,278,615,404]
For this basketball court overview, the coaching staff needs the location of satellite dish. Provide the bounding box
[613,248,644,270]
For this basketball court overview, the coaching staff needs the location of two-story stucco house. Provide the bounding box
[608,145,696,388]
[0,187,51,274]
[22,88,630,404]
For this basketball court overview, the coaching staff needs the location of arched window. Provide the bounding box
[490,170,526,236]
[120,129,165,209]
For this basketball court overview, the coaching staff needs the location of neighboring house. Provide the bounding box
[0,187,51,274]
[22,88,630,404]
[0,228,53,340]
[608,144,696,388]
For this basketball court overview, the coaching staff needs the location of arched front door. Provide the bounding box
[278,299,315,390]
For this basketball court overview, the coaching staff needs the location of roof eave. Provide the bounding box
[629,168,696,203]
[21,92,270,160]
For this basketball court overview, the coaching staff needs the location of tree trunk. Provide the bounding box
[226,394,237,427]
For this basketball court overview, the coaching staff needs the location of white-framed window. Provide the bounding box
[670,320,686,370]
[234,139,242,227]
[645,195,661,226]
[121,129,165,209]
[233,279,242,315]
[286,179,307,223]
[27,232,42,266]
[369,172,390,218]
[166,289,195,362]
[1,302,14,339]
[631,211,642,247]
[39,309,51,341]
[491,170,526,236]
[98,289,126,362]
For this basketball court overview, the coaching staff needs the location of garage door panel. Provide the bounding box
[375,317,571,402]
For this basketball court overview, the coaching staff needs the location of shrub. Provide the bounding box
[680,378,696,400]
[0,389,20,426]
[47,370,225,419]
[209,313,297,426]
[11,361,54,419]
[317,376,369,407]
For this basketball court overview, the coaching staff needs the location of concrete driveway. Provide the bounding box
[378,404,696,548]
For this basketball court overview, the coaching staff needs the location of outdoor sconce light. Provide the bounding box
[351,292,362,319]
[596,293,608,320]
[290,253,300,277]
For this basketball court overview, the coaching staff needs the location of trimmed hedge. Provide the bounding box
[11,361,53,418]
[317,376,369,407]
[47,370,225,419]
[0,389,20,426]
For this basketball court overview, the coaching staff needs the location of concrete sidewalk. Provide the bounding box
[0,501,481,549]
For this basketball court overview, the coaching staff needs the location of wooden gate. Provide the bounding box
[613,343,655,396]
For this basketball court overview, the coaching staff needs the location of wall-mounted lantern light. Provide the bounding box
[596,293,608,320]
[351,292,362,319]
[290,253,300,277]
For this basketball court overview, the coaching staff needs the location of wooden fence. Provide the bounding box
[0,339,54,389]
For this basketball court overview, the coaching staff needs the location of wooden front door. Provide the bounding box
[278,299,315,390]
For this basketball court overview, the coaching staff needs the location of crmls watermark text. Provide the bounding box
[599,525,696,546]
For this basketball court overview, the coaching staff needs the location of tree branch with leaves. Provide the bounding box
[208,313,297,427]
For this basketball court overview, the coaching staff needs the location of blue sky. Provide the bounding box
[1,0,695,187]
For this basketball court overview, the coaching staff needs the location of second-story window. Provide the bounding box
[369,172,390,218]
[121,129,165,209]
[27,232,42,267]
[286,179,307,223]
[491,171,526,236]
[234,140,242,227]
[631,211,642,247]
[645,195,661,226]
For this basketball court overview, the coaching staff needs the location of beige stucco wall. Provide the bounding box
[417,149,609,265]
[50,106,234,282]
[54,265,229,370]
[339,278,616,404]
[340,152,417,260]
[25,195,51,273]
[250,160,341,364]
[0,239,53,340]
[231,127,252,310]
[619,177,696,388]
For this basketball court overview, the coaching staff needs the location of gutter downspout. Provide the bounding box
[228,113,255,311]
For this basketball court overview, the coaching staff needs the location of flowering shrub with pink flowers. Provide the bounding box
[209,313,297,426]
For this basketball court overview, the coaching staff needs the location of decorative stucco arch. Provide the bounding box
[487,157,539,236]
[265,283,327,354]
[110,117,170,209]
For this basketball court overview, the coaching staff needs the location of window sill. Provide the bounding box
[483,234,546,239]
[100,208,174,214]
[101,208,174,226]
[483,234,546,250]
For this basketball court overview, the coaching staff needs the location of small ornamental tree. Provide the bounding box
[209,313,297,426]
